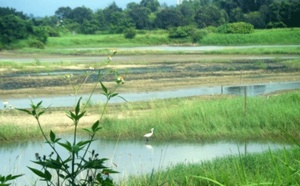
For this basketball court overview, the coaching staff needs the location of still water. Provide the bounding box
[0,137,288,185]
[1,81,300,109]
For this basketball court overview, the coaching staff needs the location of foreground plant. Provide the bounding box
[16,50,125,186]
[0,174,23,186]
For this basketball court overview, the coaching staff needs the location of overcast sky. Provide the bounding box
[0,0,176,17]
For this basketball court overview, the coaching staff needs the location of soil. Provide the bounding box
[0,54,299,98]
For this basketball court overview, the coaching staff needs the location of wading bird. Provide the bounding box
[144,128,154,142]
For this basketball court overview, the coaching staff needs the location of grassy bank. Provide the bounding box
[201,28,300,45]
[125,146,300,185]
[1,90,298,142]
[10,28,298,56]
[45,28,300,48]
[95,90,300,142]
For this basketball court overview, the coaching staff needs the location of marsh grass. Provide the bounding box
[0,124,40,142]
[1,91,299,142]
[125,147,300,185]
[93,90,300,141]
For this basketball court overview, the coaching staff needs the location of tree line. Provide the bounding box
[1,0,300,47]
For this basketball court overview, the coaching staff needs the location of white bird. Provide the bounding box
[144,128,154,142]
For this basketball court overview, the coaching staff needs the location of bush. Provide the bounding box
[267,22,287,29]
[168,27,189,39]
[124,28,136,39]
[28,39,45,49]
[190,29,208,43]
[203,26,218,33]
[45,26,60,37]
[217,22,254,34]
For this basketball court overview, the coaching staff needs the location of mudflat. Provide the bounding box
[0,53,299,99]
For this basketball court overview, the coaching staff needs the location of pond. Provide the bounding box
[1,81,300,109]
[0,137,289,185]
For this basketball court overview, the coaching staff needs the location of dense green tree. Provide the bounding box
[140,0,160,12]
[0,14,31,44]
[154,8,184,29]
[0,7,28,20]
[108,11,134,33]
[69,6,93,25]
[103,2,123,24]
[194,5,228,28]
[177,1,197,26]
[244,11,266,28]
[55,7,72,20]
[127,6,151,29]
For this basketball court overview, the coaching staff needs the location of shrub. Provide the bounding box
[168,27,189,39]
[28,39,45,49]
[217,22,254,34]
[267,22,287,29]
[124,27,136,39]
[191,29,208,43]
[45,26,60,37]
[203,26,218,33]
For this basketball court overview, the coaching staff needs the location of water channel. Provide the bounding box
[1,81,299,109]
[0,137,289,185]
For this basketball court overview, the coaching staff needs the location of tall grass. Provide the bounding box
[97,90,300,141]
[0,124,40,142]
[1,91,299,142]
[125,147,300,185]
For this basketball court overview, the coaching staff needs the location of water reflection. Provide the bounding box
[0,138,288,184]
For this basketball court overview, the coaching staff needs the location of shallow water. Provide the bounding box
[1,81,299,109]
[0,138,288,185]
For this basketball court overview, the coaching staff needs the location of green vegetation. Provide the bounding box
[96,90,300,142]
[201,28,300,45]
[1,0,300,49]
[7,51,123,185]
[1,90,299,142]
[125,147,300,185]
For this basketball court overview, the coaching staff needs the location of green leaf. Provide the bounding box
[58,141,72,153]
[28,167,47,179]
[110,92,119,98]
[83,128,92,133]
[77,111,86,120]
[50,130,55,143]
[118,95,127,102]
[100,81,108,94]
[43,170,52,181]
[16,108,32,115]
[92,120,101,132]
[66,111,76,121]
[36,101,43,108]
[75,97,82,115]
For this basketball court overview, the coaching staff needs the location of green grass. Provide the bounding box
[95,90,300,142]
[46,28,300,48]
[124,147,300,185]
[12,28,299,55]
[201,28,300,45]
[0,124,40,142]
[1,91,299,143]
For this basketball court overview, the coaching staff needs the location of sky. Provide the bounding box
[0,0,177,17]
